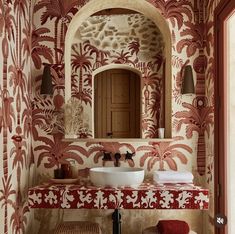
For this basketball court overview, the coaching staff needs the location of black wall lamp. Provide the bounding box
[182,65,195,94]
[40,64,53,95]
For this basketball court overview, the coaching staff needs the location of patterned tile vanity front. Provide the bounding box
[28,181,209,210]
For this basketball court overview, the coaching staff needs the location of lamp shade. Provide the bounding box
[182,65,195,94]
[40,65,53,95]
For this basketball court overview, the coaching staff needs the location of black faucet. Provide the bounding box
[114,153,121,167]
[102,152,112,161]
[125,151,135,162]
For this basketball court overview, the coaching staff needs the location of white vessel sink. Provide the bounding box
[90,167,145,187]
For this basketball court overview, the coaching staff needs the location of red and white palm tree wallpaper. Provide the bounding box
[0,0,33,233]
[0,0,222,233]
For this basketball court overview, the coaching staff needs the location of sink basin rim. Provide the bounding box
[90,167,144,173]
[89,167,145,187]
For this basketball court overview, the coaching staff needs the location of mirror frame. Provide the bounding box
[64,0,172,140]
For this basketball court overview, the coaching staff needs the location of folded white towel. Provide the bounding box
[154,180,193,184]
[153,171,194,184]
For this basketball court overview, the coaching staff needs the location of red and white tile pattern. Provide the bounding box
[28,182,209,210]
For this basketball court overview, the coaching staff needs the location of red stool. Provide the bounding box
[142,226,197,234]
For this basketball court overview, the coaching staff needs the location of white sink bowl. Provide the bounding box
[90,167,145,187]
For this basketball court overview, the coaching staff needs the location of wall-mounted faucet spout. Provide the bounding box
[114,153,121,167]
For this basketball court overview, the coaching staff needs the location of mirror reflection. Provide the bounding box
[94,69,141,138]
[67,9,167,139]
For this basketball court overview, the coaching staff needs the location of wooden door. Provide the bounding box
[94,69,140,138]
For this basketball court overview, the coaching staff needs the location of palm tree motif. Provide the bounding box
[0,89,15,134]
[10,126,28,178]
[31,27,54,69]
[11,0,30,97]
[207,162,213,184]
[142,70,161,114]
[0,176,16,234]
[151,53,164,72]
[148,90,161,116]
[111,50,134,65]
[8,52,27,96]
[0,88,16,225]
[173,101,213,175]
[137,138,191,171]
[150,0,193,30]
[147,90,162,128]
[13,0,28,18]
[141,118,156,137]
[10,201,29,234]
[204,0,216,17]
[0,2,15,40]
[0,1,4,35]
[50,64,65,91]
[86,142,136,167]
[84,41,109,69]
[176,21,204,57]
[174,101,213,138]
[32,86,61,136]
[22,19,31,62]
[205,57,214,106]
[34,0,78,63]
[204,20,213,56]
[10,126,28,218]
[21,94,32,138]
[143,120,158,138]
[34,133,87,168]
[32,107,53,141]
[71,43,92,102]
[0,4,18,233]
[128,41,140,56]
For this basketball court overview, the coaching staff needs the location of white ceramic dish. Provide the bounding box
[50,178,78,184]
[90,167,145,187]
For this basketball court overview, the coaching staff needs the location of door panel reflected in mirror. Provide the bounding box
[95,69,141,138]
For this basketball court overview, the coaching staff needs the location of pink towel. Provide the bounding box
[157,220,190,234]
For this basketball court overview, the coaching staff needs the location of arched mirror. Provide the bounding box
[64,0,172,140]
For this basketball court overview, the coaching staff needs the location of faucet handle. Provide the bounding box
[125,151,135,161]
[102,151,112,161]
[114,152,121,160]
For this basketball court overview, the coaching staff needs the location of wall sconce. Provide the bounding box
[40,64,53,95]
[182,65,195,94]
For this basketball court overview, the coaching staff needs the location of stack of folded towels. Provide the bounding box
[156,220,190,234]
[153,171,194,184]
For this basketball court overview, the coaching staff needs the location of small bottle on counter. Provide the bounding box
[54,166,64,179]
[69,160,78,179]
[61,163,72,178]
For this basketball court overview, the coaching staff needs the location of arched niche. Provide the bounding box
[64,0,172,139]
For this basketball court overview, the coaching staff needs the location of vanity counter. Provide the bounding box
[28,181,209,210]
